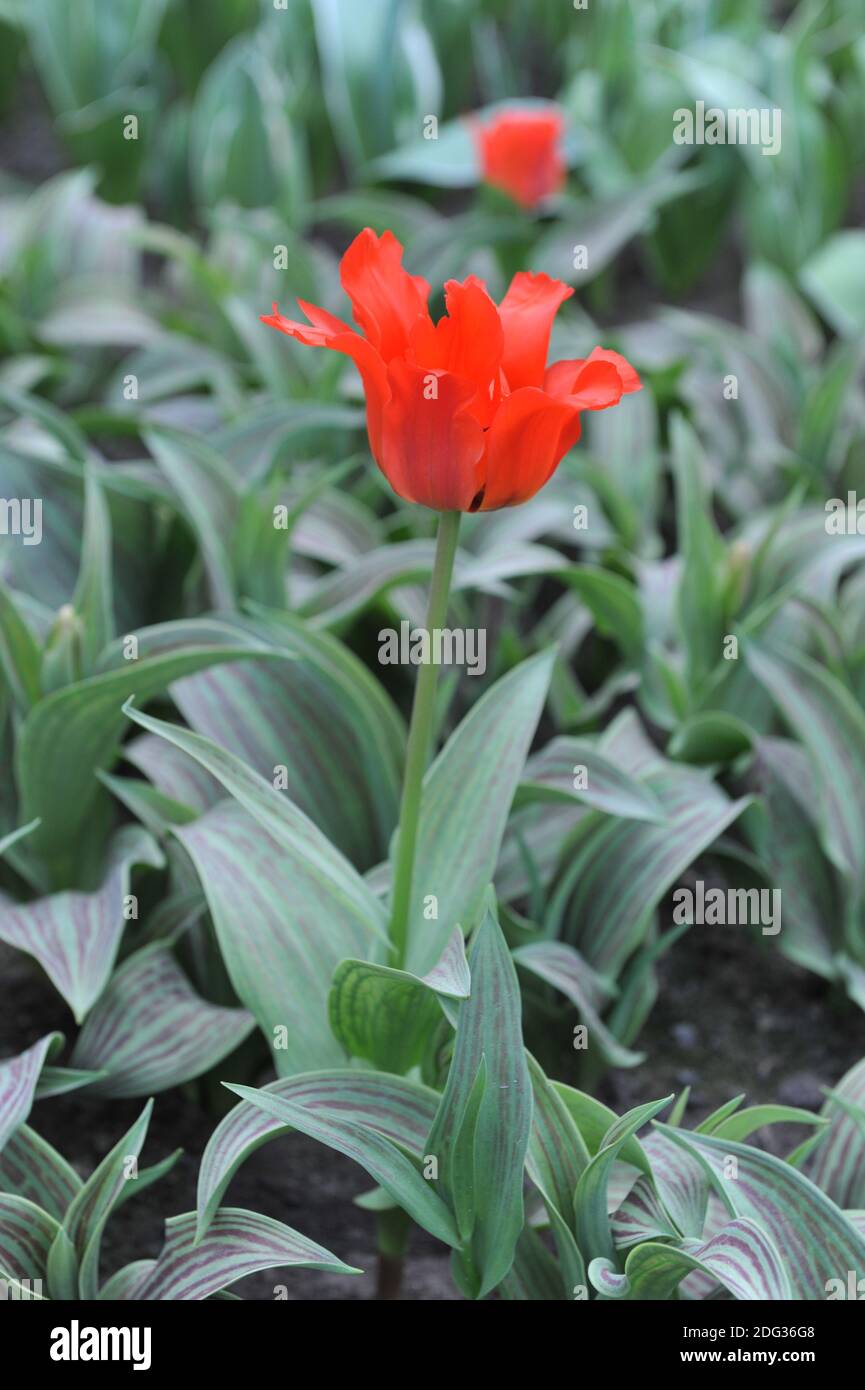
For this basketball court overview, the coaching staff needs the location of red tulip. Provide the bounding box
[262,228,640,512]
[472,107,566,208]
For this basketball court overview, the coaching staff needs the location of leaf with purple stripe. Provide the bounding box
[56,1100,156,1299]
[425,911,532,1297]
[746,642,865,889]
[656,1123,865,1299]
[0,1194,58,1295]
[17,621,281,886]
[173,798,378,1075]
[594,1217,790,1300]
[133,1209,359,1300]
[558,762,751,976]
[171,609,405,868]
[197,1069,440,1239]
[225,1081,458,1249]
[0,1125,82,1221]
[517,736,665,823]
[70,944,255,1097]
[0,827,163,1020]
[810,1056,865,1208]
[405,650,554,974]
[514,941,644,1068]
[0,1033,62,1153]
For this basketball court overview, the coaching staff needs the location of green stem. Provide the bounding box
[388,509,462,968]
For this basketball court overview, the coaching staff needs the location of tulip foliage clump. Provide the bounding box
[2,0,865,1304]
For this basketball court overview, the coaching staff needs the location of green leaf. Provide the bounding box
[746,642,865,889]
[0,1194,58,1296]
[70,944,255,1096]
[514,942,644,1069]
[0,1125,82,1221]
[224,1082,458,1249]
[328,927,469,1072]
[197,1070,440,1239]
[0,1033,62,1152]
[59,1100,156,1300]
[405,650,553,974]
[135,1209,358,1301]
[812,1057,865,1208]
[563,567,643,662]
[0,827,163,1021]
[601,1217,790,1301]
[16,623,279,886]
[657,1124,865,1299]
[800,230,865,338]
[516,736,665,823]
[574,1096,673,1266]
[171,608,404,867]
[0,579,42,710]
[172,796,381,1076]
[425,911,532,1297]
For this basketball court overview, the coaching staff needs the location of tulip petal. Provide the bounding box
[546,349,642,405]
[380,361,485,511]
[499,273,574,392]
[410,276,503,427]
[339,228,431,363]
[477,387,579,511]
[585,346,642,394]
[261,302,389,454]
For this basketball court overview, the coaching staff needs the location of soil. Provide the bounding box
[4,918,864,1303]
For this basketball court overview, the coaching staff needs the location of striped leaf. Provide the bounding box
[516,736,665,823]
[558,762,750,975]
[171,610,405,868]
[0,1125,82,1221]
[133,1209,358,1301]
[405,650,554,974]
[514,941,644,1068]
[0,1193,58,1294]
[426,912,532,1297]
[575,1097,673,1267]
[328,927,469,1071]
[70,944,255,1096]
[16,624,278,886]
[173,798,376,1075]
[197,1070,440,1239]
[0,1033,61,1153]
[811,1057,865,1208]
[124,704,388,959]
[746,738,838,978]
[746,642,865,889]
[611,1174,679,1249]
[597,1217,790,1300]
[0,827,163,1021]
[225,1083,459,1249]
[124,732,221,813]
[657,1124,865,1299]
[642,1128,711,1239]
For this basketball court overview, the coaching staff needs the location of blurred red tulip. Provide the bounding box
[262,228,640,512]
[473,107,566,208]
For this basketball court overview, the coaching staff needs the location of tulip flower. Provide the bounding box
[472,107,566,208]
[262,227,640,514]
[262,227,640,972]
